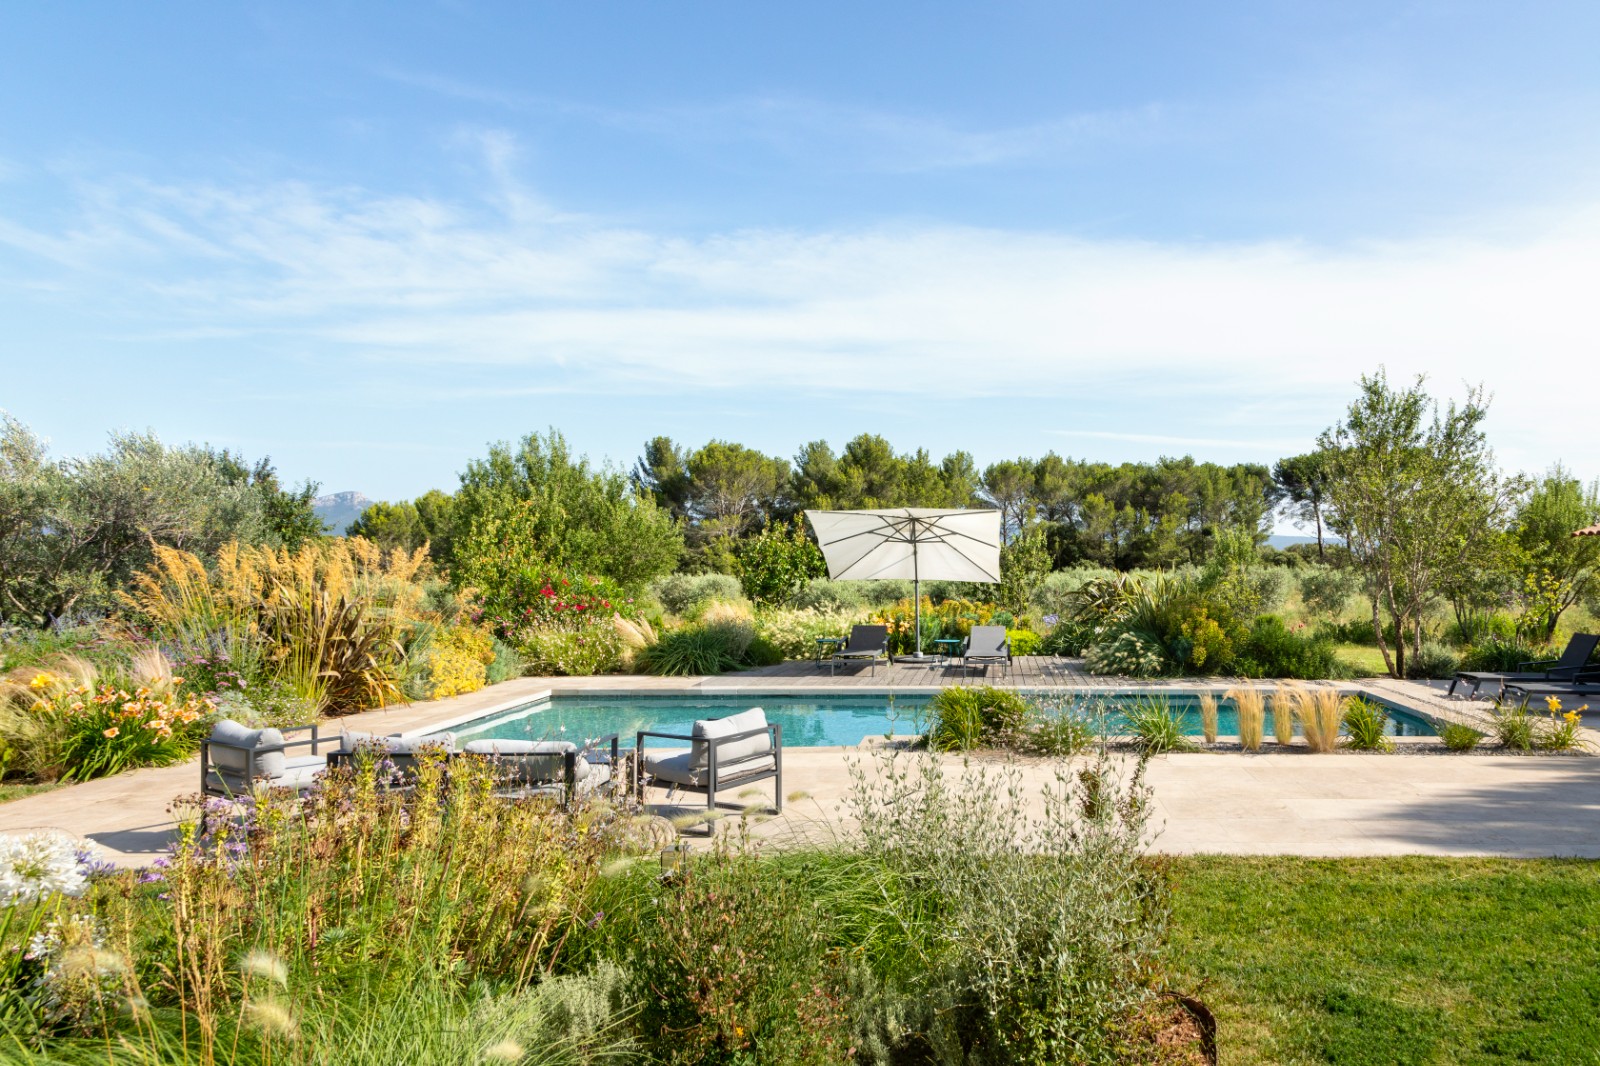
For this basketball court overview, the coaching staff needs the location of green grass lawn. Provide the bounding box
[1167,856,1600,1065]
[1334,643,1391,677]
[0,781,64,804]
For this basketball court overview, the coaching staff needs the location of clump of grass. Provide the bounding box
[1298,686,1346,754]
[1124,696,1193,755]
[1271,683,1302,747]
[1342,697,1393,751]
[1439,721,1484,752]
[1197,693,1219,745]
[927,686,1030,751]
[1491,701,1536,751]
[1227,686,1265,751]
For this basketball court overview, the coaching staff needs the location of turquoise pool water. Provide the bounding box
[445,692,1437,748]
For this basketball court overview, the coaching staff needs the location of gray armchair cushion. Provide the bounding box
[207,720,287,780]
[689,708,770,772]
[464,738,587,783]
[339,731,457,755]
[644,750,776,788]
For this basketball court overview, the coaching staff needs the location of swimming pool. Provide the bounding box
[442,691,1437,748]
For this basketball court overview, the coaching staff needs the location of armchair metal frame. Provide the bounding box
[462,733,620,805]
[634,723,783,815]
[200,723,325,799]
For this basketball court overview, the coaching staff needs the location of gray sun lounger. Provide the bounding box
[1502,671,1600,706]
[830,624,889,676]
[961,625,1011,677]
[1449,633,1599,699]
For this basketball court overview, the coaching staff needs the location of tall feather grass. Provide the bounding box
[1228,686,1265,751]
[1271,683,1300,746]
[1299,686,1346,753]
[1197,693,1219,744]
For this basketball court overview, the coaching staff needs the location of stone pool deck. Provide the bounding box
[3,664,1597,866]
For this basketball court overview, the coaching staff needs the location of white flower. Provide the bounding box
[0,831,90,905]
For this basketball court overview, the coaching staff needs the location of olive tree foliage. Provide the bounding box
[0,414,313,624]
[1512,466,1600,640]
[1318,373,1516,679]
[454,429,682,591]
[346,489,458,561]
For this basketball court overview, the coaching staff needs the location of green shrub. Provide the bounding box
[1459,634,1552,672]
[1408,641,1461,680]
[735,520,827,606]
[1006,628,1043,656]
[1298,566,1359,619]
[524,627,625,676]
[485,636,527,684]
[927,686,1030,750]
[1084,630,1171,677]
[753,607,863,659]
[1235,616,1344,679]
[636,626,741,676]
[844,750,1170,1062]
[652,573,743,616]
[1039,617,1092,656]
[1342,697,1393,751]
[1439,721,1484,752]
[789,578,866,612]
[1444,611,1517,648]
[1122,696,1194,754]
[741,635,785,668]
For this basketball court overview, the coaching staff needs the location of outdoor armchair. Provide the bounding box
[830,624,889,676]
[201,719,327,799]
[460,734,619,804]
[1449,633,1600,699]
[635,707,782,820]
[961,625,1011,677]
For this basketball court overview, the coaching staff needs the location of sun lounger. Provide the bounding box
[1449,633,1599,699]
[961,625,1011,677]
[830,624,889,676]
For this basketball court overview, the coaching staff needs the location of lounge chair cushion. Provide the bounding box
[463,738,589,782]
[339,731,457,755]
[207,720,287,780]
[689,708,771,771]
[644,749,776,788]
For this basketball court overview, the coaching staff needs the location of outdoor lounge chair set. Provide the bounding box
[201,721,619,804]
[823,622,1012,676]
[1449,633,1600,708]
[635,706,783,819]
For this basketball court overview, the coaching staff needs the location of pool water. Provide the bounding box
[445,692,1437,749]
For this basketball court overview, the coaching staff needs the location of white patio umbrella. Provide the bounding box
[805,508,1003,661]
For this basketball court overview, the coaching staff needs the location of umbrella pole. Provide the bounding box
[913,537,922,658]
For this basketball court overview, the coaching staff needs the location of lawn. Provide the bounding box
[0,781,63,805]
[1334,643,1390,677]
[1167,856,1600,1064]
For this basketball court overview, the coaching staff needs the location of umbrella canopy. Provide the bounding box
[805,508,1002,582]
[805,508,1003,659]
[1574,524,1600,537]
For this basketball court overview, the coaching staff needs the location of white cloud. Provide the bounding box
[1,155,1596,479]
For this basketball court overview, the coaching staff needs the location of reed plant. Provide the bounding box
[1298,686,1347,753]
[1227,686,1265,751]
[1197,693,1219,745]
[1271,684,1301,746]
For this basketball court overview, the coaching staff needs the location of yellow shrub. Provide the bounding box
[427,625,495,699]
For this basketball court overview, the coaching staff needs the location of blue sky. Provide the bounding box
[2,2,1597,510]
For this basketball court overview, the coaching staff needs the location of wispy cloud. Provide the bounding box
[375,66,1170,173]
[1,141,1595,477]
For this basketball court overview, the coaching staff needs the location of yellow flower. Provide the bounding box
[1565,712,1580,724]
[28,673,52,690]
[1545,696,1562,712]
[103,727,120,739]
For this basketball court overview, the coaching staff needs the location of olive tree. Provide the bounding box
[1513,466,1600,640]
[1318,372,1515,678]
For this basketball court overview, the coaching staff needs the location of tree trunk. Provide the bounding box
[1314,507,1325,561]
[1371,596,1396,678]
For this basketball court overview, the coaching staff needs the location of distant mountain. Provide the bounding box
[312,491,373,535]
[1266,533,1342,550]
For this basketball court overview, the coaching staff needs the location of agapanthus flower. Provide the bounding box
[0,831,93,904]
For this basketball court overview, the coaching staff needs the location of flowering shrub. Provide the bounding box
[423,624,497,698]
[475,565,639,677]
[753,607,865,659]
[1540,696,1589,752]
[21,668,211,781]
[1084,631,1171,678]
[523,627,625,676]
